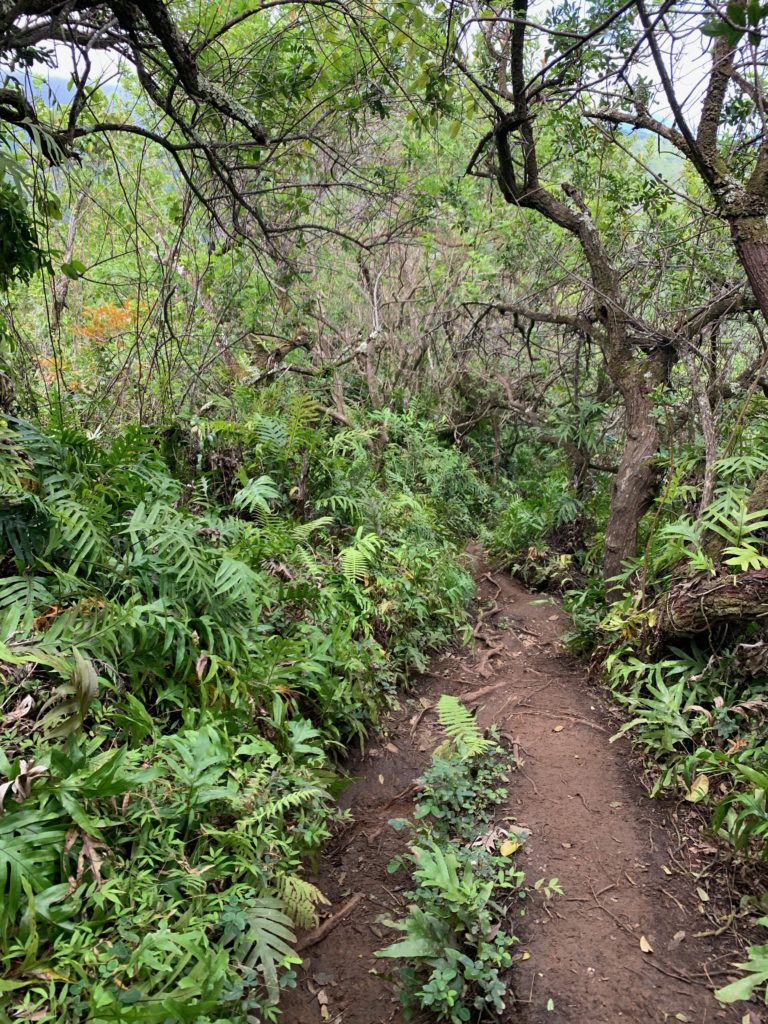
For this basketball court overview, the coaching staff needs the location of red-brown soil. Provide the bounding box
[280,557,757,1024]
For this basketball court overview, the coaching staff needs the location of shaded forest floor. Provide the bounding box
[281,554,752,1024]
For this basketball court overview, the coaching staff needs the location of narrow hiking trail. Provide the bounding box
[281,558,749,1024]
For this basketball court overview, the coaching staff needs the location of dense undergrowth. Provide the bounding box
[7,370,768,1019]
[488,414,768,893]
[0,388,501,1023]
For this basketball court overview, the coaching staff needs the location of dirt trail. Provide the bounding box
[281,560,749,1024]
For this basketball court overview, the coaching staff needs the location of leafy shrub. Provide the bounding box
[0,391,485,1023]
[377,697,525,1022]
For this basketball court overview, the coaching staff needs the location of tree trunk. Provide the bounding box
[51,192,85,332]
[731,215,768,323]
[657,568,768,638]
[603,354,668,597]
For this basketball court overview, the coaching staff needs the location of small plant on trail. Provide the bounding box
[378,842,517,1022]
[533,877,564,900]
[376,696,527,1022]
[413,724,510,842]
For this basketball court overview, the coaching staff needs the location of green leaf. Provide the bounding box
[225,897,298,1005]
[715,971,768,1003]
[0,810,67,936]
[60,259,86,279]
[375,934,438,958]
[436,694,490,756]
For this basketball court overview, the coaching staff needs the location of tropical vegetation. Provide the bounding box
[3,0,768,1017]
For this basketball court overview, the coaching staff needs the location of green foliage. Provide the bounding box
[554,407,768,886]
[377,699,525,1022]
[0,181,50,290]
[488,438,598,592]
[339,528,383,581]
[413,740,510,841]
[715,920,768,1005]
[601,621,768,862]
[435,695,490,757]
[378,842,517,1022]
[0,394,484,1022]
[220,897,299,1005]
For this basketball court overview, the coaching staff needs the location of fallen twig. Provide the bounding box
[409,703,433,736]
[694,910,736,938]
[382,782,418,809]
[660,887,686,914]
[507,707,607,732]
[296,893,364,951]
[575,791,594,813]
[584,880,633,934]
[644,959,712,989]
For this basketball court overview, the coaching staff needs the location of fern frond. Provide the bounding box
[0,494,51,565]
[0,427,30,495]
[326,427,375,457]
[292,517,334,543]
[436,695,490,757]
[225,896,297,1004]
[273,872,329,929]
[294,546,325,580]
[46,495,108,573]
[250,415,289,451]
[213,556,262,608]
[0,576,53,614]
[339,528,382,582]
[252,787,327,824]
[286,394,320,440]
[317,493,363,524]
[0,810,67,938]
[123,501,215,602]
[233,476,281,524]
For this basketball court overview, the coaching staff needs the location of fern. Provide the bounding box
[0,809,67,938]
[339,528,382,582]
[123,501,215,603]
[274,872,329,929]
[317,492,364,523]
[293,546,326,579]
[436,695,490,757]
[233,475,281,523]
[0,407,481,1021]
[326,427,376,457]
[0,425,29,493]
[0,575,54,614]
[292,516,334,542]
[223,896,297,1004]
[286,393,320,443]
[251,414,289,451]
[252,787,327,824]
[213,556,262,608]
[0,494,51,565]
